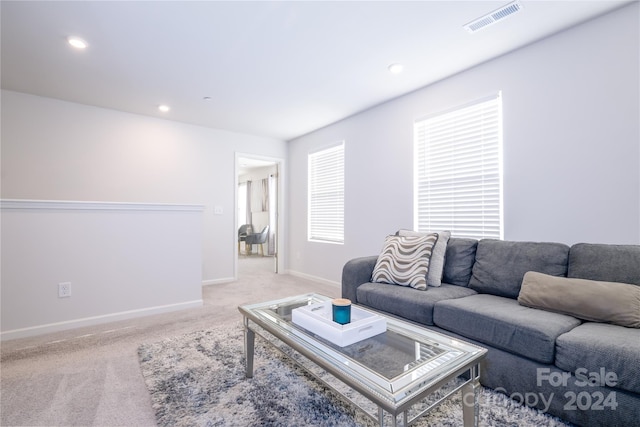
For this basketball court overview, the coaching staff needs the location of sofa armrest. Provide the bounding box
[341,256,378,303]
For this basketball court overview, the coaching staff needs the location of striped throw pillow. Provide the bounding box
[372,234,439,290]
[397,229,451,287]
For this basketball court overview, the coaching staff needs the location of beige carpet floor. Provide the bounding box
[0,256,340,427]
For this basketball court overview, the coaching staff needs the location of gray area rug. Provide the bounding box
[138,323,571,426]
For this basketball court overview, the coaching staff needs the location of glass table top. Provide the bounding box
[239,293,486,406]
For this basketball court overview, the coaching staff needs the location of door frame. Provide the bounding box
[234,152,286,279]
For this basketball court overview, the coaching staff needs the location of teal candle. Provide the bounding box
[332,298,351,325]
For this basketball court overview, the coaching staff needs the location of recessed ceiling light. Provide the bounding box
[158,105,170,113]
[67,37,88,49]
[388,63,404,74]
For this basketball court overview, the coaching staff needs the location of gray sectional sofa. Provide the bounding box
[342,238,640,427]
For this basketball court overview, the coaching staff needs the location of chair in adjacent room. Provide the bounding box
[245,225,269,256]
[238,224,253,254]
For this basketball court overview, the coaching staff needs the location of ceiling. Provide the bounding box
[1,1,633,141]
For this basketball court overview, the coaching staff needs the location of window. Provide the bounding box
[308,142,345,243]
[414,93,503,239]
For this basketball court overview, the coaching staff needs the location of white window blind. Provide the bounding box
[414,94,503,239]
[308,142,345,243]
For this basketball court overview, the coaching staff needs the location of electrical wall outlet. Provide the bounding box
[58,282,71,298]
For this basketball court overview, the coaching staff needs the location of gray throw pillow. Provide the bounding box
[398,229,450,287]
[372,234,438,290]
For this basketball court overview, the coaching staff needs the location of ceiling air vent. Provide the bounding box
[464,1,523,33]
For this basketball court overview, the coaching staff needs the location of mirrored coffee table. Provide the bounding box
[239,293,487,427]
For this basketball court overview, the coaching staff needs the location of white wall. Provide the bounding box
[1,90,288,285]
[1,200,204,339]
[287,4,640,284]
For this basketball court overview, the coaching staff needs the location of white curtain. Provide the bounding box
[251,179,264,212]
[261,178,268,212]
[268,174,276,256]
[245,180,253,226]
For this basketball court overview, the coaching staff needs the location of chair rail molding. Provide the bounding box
[0,199,204,212]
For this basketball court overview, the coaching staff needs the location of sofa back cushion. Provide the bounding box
[568,243,640,285]
[442,238,478,287]
[469,239,570,298]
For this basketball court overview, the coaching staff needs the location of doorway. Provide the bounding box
[235,154,283,278]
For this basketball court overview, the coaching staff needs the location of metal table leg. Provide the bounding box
[462,365,480,427]
[244,318,255,378]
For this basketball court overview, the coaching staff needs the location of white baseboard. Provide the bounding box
[202,277,235,286]
[0,300,203,341]
[287,270,340,289]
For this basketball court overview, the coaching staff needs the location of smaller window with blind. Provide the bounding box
[414,93,503,239]
[308,142,345,244]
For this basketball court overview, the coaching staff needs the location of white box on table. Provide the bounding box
[292,302,386,347]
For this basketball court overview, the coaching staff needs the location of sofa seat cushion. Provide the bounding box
[556,323,640,395]
[356,282,477,326]
[433,294,581,364]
